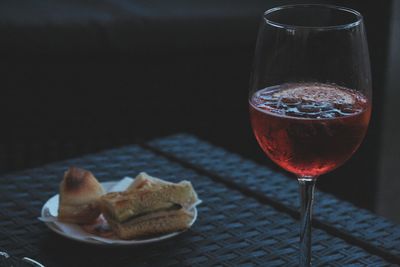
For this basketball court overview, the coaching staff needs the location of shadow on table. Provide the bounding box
[40,230,199,267]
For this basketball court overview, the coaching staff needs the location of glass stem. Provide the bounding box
[298,176,317,267]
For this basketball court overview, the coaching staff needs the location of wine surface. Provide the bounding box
[249,83,370,177]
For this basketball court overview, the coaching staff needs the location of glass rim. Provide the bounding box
[263,4,363,30]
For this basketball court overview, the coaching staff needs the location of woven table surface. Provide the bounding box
[148,134,400,262]
[0,134,398,266]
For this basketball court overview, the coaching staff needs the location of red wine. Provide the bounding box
[249,83,371,177]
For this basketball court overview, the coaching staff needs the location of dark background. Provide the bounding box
[0,0,399,221]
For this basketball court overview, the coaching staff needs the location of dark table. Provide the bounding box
[0,134,399,266]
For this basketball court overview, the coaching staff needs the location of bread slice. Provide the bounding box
[128,172,172,191]
[99,174,199,239]
[100,180,198,223]
[105,208,194,239]
[58,167,105,224]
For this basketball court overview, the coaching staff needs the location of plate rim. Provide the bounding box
[41,180,198,246]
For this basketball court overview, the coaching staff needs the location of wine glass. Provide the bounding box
[248,5,371,266]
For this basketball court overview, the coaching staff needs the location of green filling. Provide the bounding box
[119,203,182,223]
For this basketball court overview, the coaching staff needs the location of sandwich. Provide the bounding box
[99,172,199,239]
[58,167,105,224]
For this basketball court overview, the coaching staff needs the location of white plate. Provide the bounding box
[40,181,198,245]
